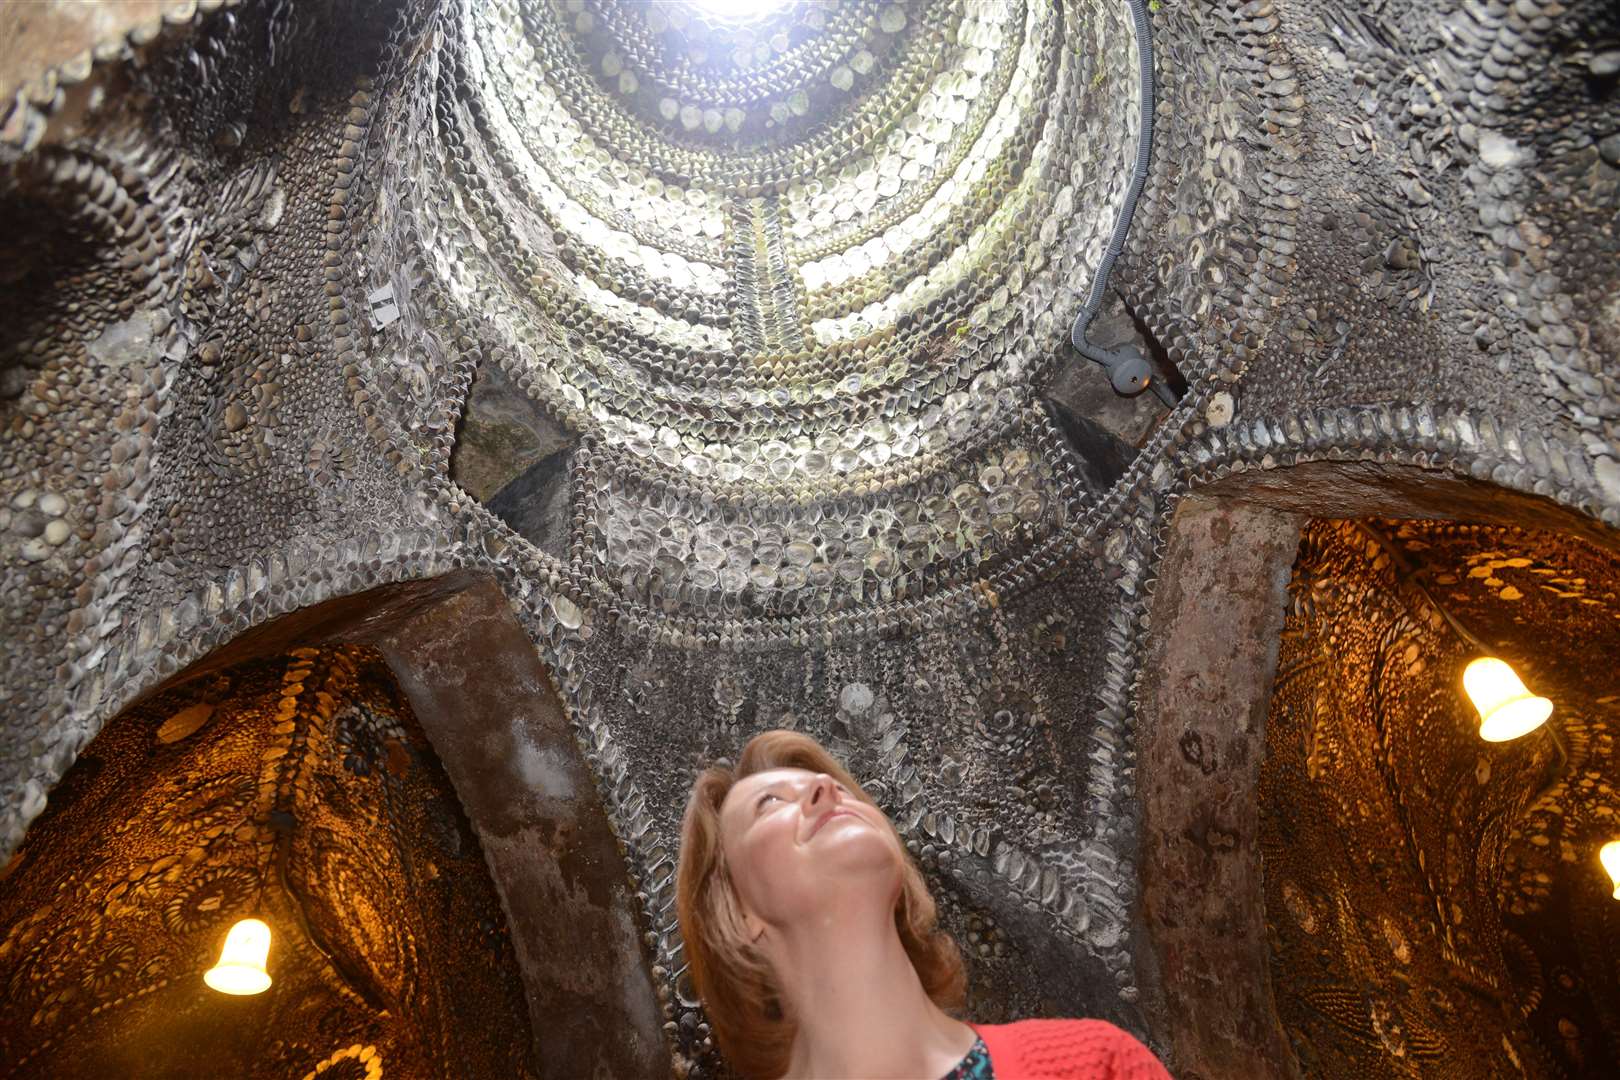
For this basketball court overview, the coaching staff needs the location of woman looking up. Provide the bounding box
[676,729,1172,1080]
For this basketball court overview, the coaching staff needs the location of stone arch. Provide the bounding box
[1133,461,1620,1078]
[0,573,665,1080]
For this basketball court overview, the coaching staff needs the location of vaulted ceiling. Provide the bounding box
[1,0,1617,1075]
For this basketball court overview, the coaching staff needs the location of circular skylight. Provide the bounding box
[684,0,794,23]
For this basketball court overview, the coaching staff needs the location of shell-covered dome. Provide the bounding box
[411,0,1144,621]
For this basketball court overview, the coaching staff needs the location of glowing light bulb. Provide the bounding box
[205,918,272,995]
[1464,657,1552,742]
[1602,841,1620,901]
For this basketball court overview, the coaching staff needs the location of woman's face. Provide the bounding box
[718,767,903,933]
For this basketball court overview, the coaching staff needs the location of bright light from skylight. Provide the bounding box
[686,0,793,23]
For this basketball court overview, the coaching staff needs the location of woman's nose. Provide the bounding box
[804,774,838,807]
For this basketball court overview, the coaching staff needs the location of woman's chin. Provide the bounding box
[810,831,904,880]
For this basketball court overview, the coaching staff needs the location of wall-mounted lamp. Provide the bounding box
[1601,842,1620,901]
[205,918,272,995]
[1350,523,1620,906]
[1464,657,1553,743]
[1351,522,1558,748]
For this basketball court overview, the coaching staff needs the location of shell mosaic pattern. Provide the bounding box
[1262,520,1620,1077]
[0,0,1617,1075]
[0,645,532,1078]
[443,0,1139,483]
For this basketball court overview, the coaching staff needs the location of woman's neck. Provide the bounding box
[769,901,975,1080]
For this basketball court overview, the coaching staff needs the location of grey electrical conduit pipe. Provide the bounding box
[1069,0,1178,407]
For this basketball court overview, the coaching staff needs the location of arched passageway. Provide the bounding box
[1135,465,1620,1079]
[0,575,665,1080]
[0,642,533,1078]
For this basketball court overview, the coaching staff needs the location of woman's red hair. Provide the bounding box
[675,729,964,1079]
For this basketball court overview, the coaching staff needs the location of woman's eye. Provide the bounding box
[756,793,779,809]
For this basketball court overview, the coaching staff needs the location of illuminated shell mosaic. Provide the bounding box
[0,0,1617,1075]
[1262,520,1620,1076]
[415,0,1145,619]
[0,646,532,1078]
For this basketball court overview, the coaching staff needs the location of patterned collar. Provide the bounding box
[939,1035,994,1080]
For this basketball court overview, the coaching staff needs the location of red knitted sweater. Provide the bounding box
[970,1019,1172,1079]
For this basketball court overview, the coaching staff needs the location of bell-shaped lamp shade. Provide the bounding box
[205,918,272,995]
[1464,657,1552,742]
[1601,841,1620,901]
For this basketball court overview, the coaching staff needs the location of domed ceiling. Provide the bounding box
[1,0,1618,1075]
[413,0,1145,622]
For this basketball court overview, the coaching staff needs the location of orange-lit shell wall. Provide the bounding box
[0,646,533,1079]
[1262,520,1620,1076]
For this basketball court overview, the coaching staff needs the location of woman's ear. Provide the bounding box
[718,875,770,947]
[740,903,769,944]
